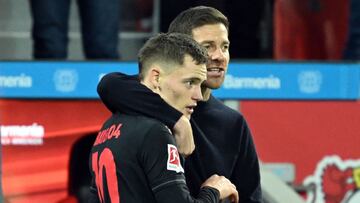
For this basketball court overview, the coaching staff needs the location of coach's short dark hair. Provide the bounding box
[138,33,208,80]
[168,6,229,36]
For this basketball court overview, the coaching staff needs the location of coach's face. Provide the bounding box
[158,55,207,119]
[192,23,230,89]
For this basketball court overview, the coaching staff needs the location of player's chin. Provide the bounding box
[184,112,192,119]
[182,108,191,119]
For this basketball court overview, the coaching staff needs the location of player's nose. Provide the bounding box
[192,86,203,101]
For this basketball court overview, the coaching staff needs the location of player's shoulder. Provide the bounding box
[135,116,175,148]
[111,113,170,133]
[134,115,172,135]
[139,115,168,127]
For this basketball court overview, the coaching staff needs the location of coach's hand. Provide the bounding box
[173,115,195,156]
[201,174,239,203]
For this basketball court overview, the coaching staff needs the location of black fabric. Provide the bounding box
[97,73,182,129]
[97,73,262,203]
[89,113,220,203]
[186,96,262,203]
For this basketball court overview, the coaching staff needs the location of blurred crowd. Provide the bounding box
[28,0,359,61]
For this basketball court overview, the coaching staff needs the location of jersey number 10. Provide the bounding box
[92,148,120,203]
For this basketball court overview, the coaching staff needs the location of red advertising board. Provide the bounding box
[242,101,360,203]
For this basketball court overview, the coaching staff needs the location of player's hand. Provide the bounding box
[201,174,239,203]
[173,115,195,156]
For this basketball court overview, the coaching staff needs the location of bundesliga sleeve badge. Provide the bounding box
[167,144,184,173]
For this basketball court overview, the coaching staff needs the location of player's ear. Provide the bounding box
[148,65,161,91]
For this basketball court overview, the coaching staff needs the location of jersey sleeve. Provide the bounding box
[139,122,220,203]
[97,72,182,128]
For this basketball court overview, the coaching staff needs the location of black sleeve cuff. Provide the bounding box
[198,186,220,203]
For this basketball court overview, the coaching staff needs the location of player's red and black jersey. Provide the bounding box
[97,72,262,203]
[89,113,220,203]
